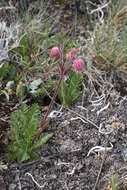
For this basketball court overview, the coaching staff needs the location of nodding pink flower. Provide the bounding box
[71,48,78,57]
[50,47,61,60]
[66,48,78,62]
[66,52,72,62]
[73,58,84,72]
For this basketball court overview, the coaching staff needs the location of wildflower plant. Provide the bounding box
[7,46,84,162]
[7,104,52,163]
[37,46,84,138]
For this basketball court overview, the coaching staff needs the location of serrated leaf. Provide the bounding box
[19,151,30,163]
[32,133,53,151]
[6,104,52,163]
[58,71,83,106]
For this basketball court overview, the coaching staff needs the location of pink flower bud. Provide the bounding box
[71,48,78,58]
[73,58,84,72]
[66,48,78,62]
[66,52,72,62]
[50,47,61,60]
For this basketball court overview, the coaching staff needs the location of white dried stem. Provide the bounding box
[0,6,16,11]
[86,0,111,23]
[70,117,88,124]
[56,162,73,166]
[97,102,110,116]
[99,122,114,135]
[89,2,110,15]
[25,172,47,189]
[67,164,77,176]
[91,102,103,112]
[87,143,113,156]
[90,94,105,104]
[67,108,99,129]
[77,106,88,111]
[48,106,63,118]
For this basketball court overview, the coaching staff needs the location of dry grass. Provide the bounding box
[84,1,127,74]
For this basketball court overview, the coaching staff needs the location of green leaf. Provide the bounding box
[13,36,30,63]
[19,151,30,163]
[16,81,27,101]
[58,71,83,106]
[0,62,9,80]
[111,173,118,190]
[32,133,53,151]
[7,104,52,163]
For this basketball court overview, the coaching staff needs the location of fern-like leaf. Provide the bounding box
[7,103,52,163]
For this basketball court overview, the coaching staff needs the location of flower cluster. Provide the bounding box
[50,46,84,73]
[50,47,61,60]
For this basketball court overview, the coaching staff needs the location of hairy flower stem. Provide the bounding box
[36,72,64,139]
